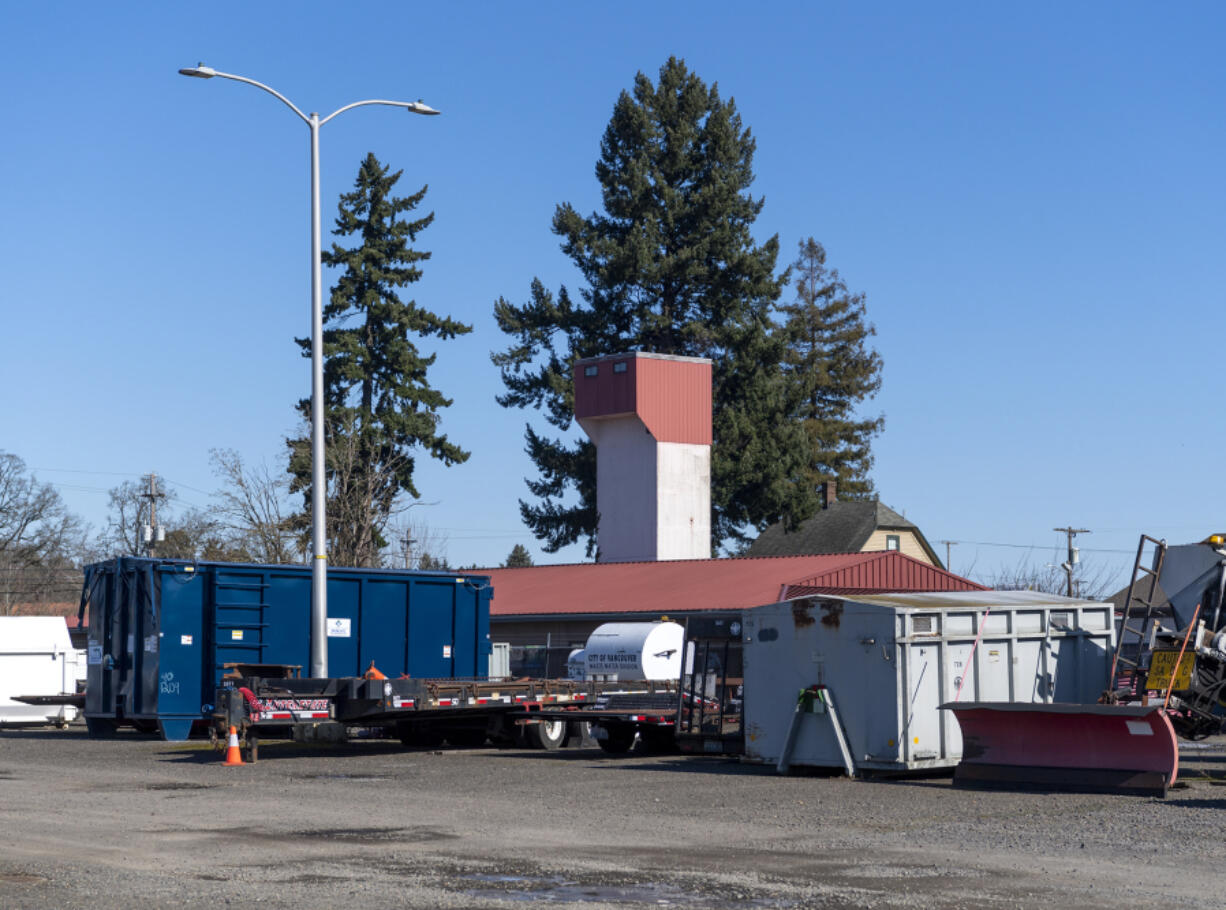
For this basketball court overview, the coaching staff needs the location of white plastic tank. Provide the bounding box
[0,617,84,726]
[584,621,684,681]
[566,648,587,680]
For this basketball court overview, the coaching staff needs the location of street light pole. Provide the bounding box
[178,64,439,677]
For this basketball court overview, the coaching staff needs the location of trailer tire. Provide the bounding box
[528,719,567,751]
[594,723,636,754]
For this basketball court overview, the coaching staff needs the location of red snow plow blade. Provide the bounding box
[944,702,1179,797]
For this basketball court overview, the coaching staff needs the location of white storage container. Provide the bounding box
[585,621,684,681]
[741,591,1114,772]
[0,617,85,726]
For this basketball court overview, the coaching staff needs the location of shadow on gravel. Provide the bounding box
[156,739,433,764]
[0,728,91,741]
[1166,797,1226,809]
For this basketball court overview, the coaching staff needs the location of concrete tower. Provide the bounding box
[573,352,712,562]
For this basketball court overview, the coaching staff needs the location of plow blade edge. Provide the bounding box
[944,702,1179,796]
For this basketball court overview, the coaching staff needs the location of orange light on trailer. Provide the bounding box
[1206,534,1225,547]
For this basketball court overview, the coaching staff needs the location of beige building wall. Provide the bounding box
[861,529,935,565]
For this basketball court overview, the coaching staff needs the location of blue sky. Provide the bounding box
[2,3,1222,585]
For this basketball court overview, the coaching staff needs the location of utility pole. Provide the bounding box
[938,540,957,571]
[1053,526,1091,598]
[141,473,167,557]
[401,531,414,569]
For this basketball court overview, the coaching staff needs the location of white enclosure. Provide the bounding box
[741,591,1114,772]
[0,617,85,726]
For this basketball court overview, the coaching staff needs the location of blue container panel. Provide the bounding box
[157,568,205,718]
[212,568,269,673]
[361,579,409,675]
[325,576,361,676]
[409,579,457,678]
[264,572,311,674]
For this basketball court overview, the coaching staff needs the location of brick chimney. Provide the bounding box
[819,480,837,510]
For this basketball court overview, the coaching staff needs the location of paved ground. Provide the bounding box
[2,726,1226,908]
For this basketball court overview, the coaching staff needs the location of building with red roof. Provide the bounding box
[484,550,985,674]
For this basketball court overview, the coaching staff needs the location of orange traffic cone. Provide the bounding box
[222,725,244,766]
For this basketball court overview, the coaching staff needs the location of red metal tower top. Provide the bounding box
[573,352,712,446]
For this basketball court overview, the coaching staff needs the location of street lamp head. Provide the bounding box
[405,100,440,116]
[178,64,217,79]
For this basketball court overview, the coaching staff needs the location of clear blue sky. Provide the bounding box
[2,3,1222,586]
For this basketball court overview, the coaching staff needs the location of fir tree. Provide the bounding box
[503,543,534,568]
[779,238,883,497]
[493,58,815,554]
[289,153,471,567]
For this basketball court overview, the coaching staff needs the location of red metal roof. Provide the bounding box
[781,550,986,598]
[573,353,712,445]
[485,551,985,618]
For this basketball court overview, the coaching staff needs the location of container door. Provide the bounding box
[902,642,941,761]
[84,565,113,716]
[156,567,205,717]
[326,576,361,677]
[360,579,409,676]
[265,572,311,675]
[407,579,457,678]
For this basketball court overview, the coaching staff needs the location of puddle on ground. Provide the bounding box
[462,873,788,906]
[292,826,457,844]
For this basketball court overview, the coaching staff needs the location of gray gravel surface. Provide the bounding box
[2,727,1225,908]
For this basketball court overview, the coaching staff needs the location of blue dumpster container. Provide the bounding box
[79,557,492,740]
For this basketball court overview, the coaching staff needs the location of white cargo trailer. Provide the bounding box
[0,617,85,726]
[740,591,1114,773]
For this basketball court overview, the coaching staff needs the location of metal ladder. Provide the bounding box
[1108,534,1167,698]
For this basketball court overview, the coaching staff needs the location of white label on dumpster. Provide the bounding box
[327,618,351,638]
[1126,720,1154,736]
[231,629,243,641]
[126,635,134,654]
[443,645,452,659]
[180,635,193,646]
[144,635,157,652]
[88,645,102,665]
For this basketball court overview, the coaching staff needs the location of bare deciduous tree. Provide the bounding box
[210,449,299,564]
[0,453,87,614]
[987,558,1118,601]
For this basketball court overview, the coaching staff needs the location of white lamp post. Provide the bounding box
[178,64,439,678]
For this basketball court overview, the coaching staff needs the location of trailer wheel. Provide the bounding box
[594,723,636,754]
[527,719,567,751]
[446,728,488,748]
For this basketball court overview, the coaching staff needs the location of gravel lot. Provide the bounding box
[2,726,1226,909]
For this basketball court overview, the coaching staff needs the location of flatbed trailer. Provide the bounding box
[210,672,681,761]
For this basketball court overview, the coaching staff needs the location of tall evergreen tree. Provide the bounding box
[289,153,470,567]
[779,238,884,497]
[493,58,816,554]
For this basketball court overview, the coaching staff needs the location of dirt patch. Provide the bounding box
[0,873,46,886]
[145,782,212,791]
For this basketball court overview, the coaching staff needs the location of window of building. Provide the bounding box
[886,534,900,551]
[583,365,598,377]
[613,361,628,374]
